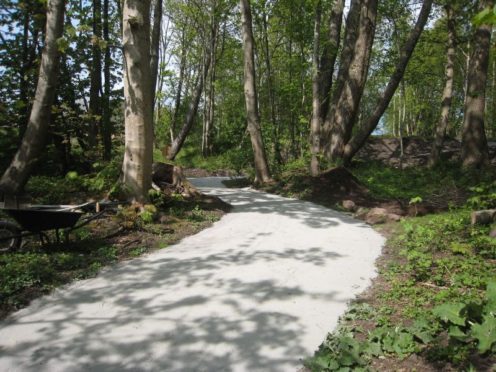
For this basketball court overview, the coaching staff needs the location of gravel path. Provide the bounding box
[0,177,384,372]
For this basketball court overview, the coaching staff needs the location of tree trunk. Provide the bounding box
[102,0,112,160]
[0,0,66,196]
[121,0,154,202]
[240,0,271,184]
[429,5,456,167]
[150,0,162,111]
[461,0,493,168]
[310,0,322,176]
[19,9,30,137]
[261,6,281,164]
[170,27,187,142]
[202,12,218,158]
[310,0,345,175]
[167,54,211,161]
[89,0,102,147]
[319,0,344,123]
[324,0,378,161]
[343,0,433,163]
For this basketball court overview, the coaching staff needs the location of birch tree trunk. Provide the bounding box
[343,0,433,163]
[0,0,65,196]
[429,5,456,167]
[122,0,154,202]
[461,0,493,168]
[240,0,271,183]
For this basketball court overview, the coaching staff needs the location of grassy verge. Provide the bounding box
[263,163,496,370]
[0,173,230,320]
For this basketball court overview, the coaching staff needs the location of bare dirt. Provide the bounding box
[356,136,496,168]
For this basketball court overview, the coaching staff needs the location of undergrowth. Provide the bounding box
[298,164,496,371]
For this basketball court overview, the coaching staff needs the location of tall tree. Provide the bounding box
[240,0,271,184]
[167,53,211,161]
[310,0,344,175]
[429,4,456,166]
[89,0,102,147]
[323,0,378,161]
[102,0,112,160]
[461,0,493,168]
[0,0,66,196]
[342,0,433,163]
[121,0,154,202]
[150,0,162,111]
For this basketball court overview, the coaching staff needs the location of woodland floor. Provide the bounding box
[0,191,230,320]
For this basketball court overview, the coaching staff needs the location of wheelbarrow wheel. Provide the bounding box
[0,221,21,252]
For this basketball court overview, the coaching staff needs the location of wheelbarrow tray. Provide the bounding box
[3,208,83,233]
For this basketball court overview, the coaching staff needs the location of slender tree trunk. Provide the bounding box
[102,0,112,160]
[429,5,456,166]
[0,0,66,196]
[150,0,162,111]
[310,0,322,176]
[89,0,102,147]
[122,0,153,202]
[325,0,378,161]
[19,9,31,137]
[343,0,433,163]
[167,54,211,161]
[461,0,493,168]
[170,27,187,142]
[261,5,281,164]
[202,13,218,157]
[491,58,496,138]
[240,0,271,183]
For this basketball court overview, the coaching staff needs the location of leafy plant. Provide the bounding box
[433,281,496,354]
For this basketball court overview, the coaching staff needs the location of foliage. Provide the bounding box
[433,281,496,354]
[0,243,117,309]
[302,164,496,370]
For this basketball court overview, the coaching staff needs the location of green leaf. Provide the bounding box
[486,281,496,312]
[433,303,466,326]
[471,315,496,353]
[448,325,468,341]
[363,341,382,357]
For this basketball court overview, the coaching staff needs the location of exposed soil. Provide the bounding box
[356,136,496,168]
[263,166,458,222]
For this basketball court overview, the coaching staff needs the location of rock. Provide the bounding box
[387,213,402,222]
[490,229,496,238]
[471,209,496,225]
[355,207,369,219]
[342,200,357,212]
[365,208,389,225]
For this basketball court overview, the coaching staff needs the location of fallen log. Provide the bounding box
[471,209,496,225]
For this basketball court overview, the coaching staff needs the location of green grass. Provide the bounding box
[301,163,496,370]
[352,161,496,201]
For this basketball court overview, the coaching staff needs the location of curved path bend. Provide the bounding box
[0,178,384,372]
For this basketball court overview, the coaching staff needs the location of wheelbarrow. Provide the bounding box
[0,202,109,252]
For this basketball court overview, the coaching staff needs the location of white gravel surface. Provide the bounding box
[0,177,384,372]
